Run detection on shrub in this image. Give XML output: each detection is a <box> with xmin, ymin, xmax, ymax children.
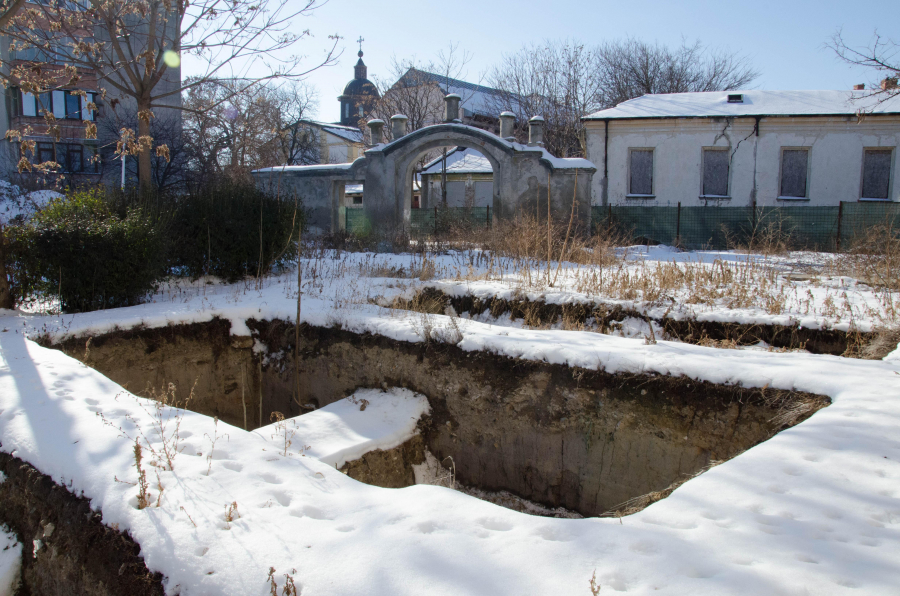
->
<box><xmin>12</xmin><ymin>189</ymin><xmax>167</xmax><ymax>312</ymax></box>
<box><xmin>167</xmin><ymin>181</ymin><xmax>303</xmax><ymax>281</ymax></box>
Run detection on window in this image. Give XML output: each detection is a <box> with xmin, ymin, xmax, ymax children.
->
<box><xmin>344</xmin><ymin>103</ymin><xmax>349</xmax><ymax>118</ymax></box>
<box><xmin>358</xmin><ymin>105</ymin><xmax>363</xmax><ymax>116</ymax></box>
<box><xmin>628</xmin><ymin>149</ymin><xmax>654</xmax><ymax>196</ymax></box>
<box><xmin>30</xmin><ymin>143</ymin><xmax>97</xmax><ymax>173</ymax></box>
<box><xmin>779</xmin><ymin>148</ymin><xmax>809</xmax><ymax>199</ymax></box>
<box><xmin>65</xmin><ymin>91</ymin><xmax>81</xmax><ymax>119</ymax></box>
<box><xmin>18</xmin><ymin>89</ymin><xmax>94</xmax><ymax>119</ymax></box>
<box><xmin>861</xmin><ymin>149</ymin><xmax>893</xmax><ymax>200</ymax></box>
<box><xmin>36</xmin><ymin>142</ymin><xmax>55</xmax><ymax>164</ymax></box>
<box><xmin>702</xmin><ymin>149</ymin><xmax>730</xmax><ymax>197</ymax></box>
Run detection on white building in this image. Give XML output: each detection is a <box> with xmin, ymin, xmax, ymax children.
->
<box><xmin>583</xmin><ymin>89</ymin><xmax>900</xmax><ymax>207</ymax></box>
<box><xmin>419</xmin><ymin>147</ymin><xmax>493</xmax><ymax>209</ymax></box>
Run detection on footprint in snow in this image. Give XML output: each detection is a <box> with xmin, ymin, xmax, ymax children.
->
<box><xmin>478</xmin><ymin>518</ymin><xmax>513</xmax><ymax>532</ymax></box>
<box><xmin>84</xmin><ymin>398</ymin><xmax>99</xmax><ymax>405</ymax></box>
<box><xmin>221</xmin><ymin>461</ymin><xmax>243</xmax><ymax>472</ymax></box>
<box><xmin>290</xmin><ymin>506</ymin><xmax>332</xmax><ymax>520</ymax></box>
<box><xmin>271</xmin><ymin>491</ymin><xmax>291</xmax><ymax>507</ymax></box>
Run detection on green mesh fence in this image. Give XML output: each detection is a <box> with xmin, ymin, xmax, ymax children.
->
<box><xmin>410</xmin><ymin>207</ymin><xmax>491</xmax><ymax>238</ymax></box>
<box><xmin>592</xmin><ymin>203</ymin><xmax>900</xmax><ymax>251</ymax></box>
<box><xmin>344</xmin><ymin>207</ymin><xmax>370</xmax><ymax>235</ymax></box>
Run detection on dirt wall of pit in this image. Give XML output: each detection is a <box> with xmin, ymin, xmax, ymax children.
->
<box><xmin>51</xmin><ymin>319</ymin><xmax>828</xmax><ymax>517</ymax></box>
<box><xmin>0</xmin><ymin>452</ymin><xmax>164</xmax><ymax>596</ymax></box>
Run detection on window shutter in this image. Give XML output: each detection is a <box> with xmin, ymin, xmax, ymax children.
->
<box><xmin>861</xmin><ymin>150</ymin><xmax>892</xmax><ymax>200</ymax></box>
<box><xmin>53</xmin><ymin>90</ymin><xmax>66</xmax><ymax>118</ymax></box>
<box><xmin>780</xmin><ymin>149</ymin><xmax>809</xmax><ymax>198</ymax></box>
<box><xmin>22</xmin><ymin>92</ymin><xmax>36</xmax><ymax>117</ymax></box>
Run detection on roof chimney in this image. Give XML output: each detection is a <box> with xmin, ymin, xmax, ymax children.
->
<box><xmin>882</xmin><ymin>77</ymin><xmax>898</xmax><ymax>91</ymax></box>
<box><xmin>853</xmin><ymin>84</ymin><xmax>865</xmax><ymax>91</ymax></box>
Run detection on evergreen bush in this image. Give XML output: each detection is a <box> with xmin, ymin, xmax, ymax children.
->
<box><xmin>168</xmin><ymin>181</ymin><xmax>303</xmax><ymax>281</ymax></box>
<box><xmin>13</xmin><ymin>189</ymin><xmax>167</xmax><ymax>313</ymax></box>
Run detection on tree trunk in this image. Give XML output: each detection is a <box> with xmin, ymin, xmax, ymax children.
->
<box><xmin>137</xmin><ymin>99</ymin><xmax>152</xmax><ymax>193</ymax></box>
<box><xmin>0</xmin><ymin>226</ymin><xmax>14</xmax><ymax>310</ymax></box>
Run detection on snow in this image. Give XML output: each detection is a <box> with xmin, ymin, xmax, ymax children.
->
<box><xmin>321</xmin><ymin>126</ymin><xmax>364</xmax><ymax>144</ymax></box>
<box><xmin>1</xmin><ymin>247</ymin><xmax>899</xmax><ymax>594</ymax></box>
<box><xmin>584</xmin><ymin>89</ymin><xmax>900</xmax><ymax>120</ymax></box>
<box><xmin>421</xmin><ymin>147</ymin><xmax>493</xmax><ymax>175</ymax></box>
<box><xmin>255</xmin><ymin>388</ymin><xmax>430</xmax><ymax>469</ymax></box>
<box><xmin>0</xmin><ymin>528</ymin><xmax>20</xmax><ymax>596</ymax></box>
<box><xmin>253</xmin><ymin>161</ymin><xmax>358</xmax><ymax>173</ymax></box>
<box><xmin>0</xmin><ymin>181</ymin><xmax>63</xmax><ymax>225</ymax></box>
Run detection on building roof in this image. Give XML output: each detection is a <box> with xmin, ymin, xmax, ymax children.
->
<box><xmin>299</xmin><ymin>120</ymin><xmax>364</xmax><ymax>143</ymax></box>
<box><xmin>398</xmin><ymin>69</ymin><xmax>509</xmax><ymax>119</ymax></box>
<box><xmin>583</xmin><ymin>90</ymin><xmax>900</xmax><ymax>120</ymax></box>
<box><xmin>421</xmin><ymin>147</ymin><xmax>493</xmax><ymax>175</ymax></box>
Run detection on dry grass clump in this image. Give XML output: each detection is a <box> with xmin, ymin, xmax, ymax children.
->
<box><xmin>841</xmin><ymin>223</ymin><xmax>900</xmax><ymax>292</ymax></box>
<box><xmin>860</xmin><ymin>326</ymin><xmax>900</xmax><ymax>360</ymax></box>
<box><xmin>724</xmin><ymin>219</ymin><xmax>794</xmax><ymax>257</ymax></box>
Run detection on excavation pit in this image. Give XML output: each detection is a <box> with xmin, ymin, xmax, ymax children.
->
<box><xmin>49</xmin><ymin>318</ymin><xmax>830</xmax><ymax>517</ymax></box>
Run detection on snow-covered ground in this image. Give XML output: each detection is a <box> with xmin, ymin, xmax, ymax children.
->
<box><xmin>0</xmin><ymin>248</ymin><xmax>899</xmax><ymax>594</ymax></box>
<box><xmin>0</xmin><ymin>527</ymin><xmax>20</xmax><ymax>596</ymax></box>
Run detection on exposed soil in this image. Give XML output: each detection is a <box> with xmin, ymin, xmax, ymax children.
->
<box><xmin>394</xmin><ymin>287</ymin><xmax>868</xmax><ymax>356</ymax></box>
<box><xmin>0</xmin><ymin>451</ymin><xmax>165</xmax><ymax>596</ymax></box>
<box><xmin>339</xmin><ymin>435</ymin><xmax>426</xmax><ymax>488</ymax></box>
<box><xmin>49</xmin><ymin>317</ymin><xmax>830</xmax><ymax>517</ymax></box>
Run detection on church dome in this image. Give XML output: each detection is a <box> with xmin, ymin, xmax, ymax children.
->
<box><xmin>342</xmin><ymin>75</ymin><xmax>377</xmax><ymax>97</ymax></box>
<box><xmin>338</xmin><ymin>49</ymin><xmax>380</xmax><ymax>126</ymax></box>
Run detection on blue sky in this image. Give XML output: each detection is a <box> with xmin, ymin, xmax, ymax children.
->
<box><xmin>185</xmin><ymin>0</ymin><xmax>896</xmax><ymax>123</ymax></box>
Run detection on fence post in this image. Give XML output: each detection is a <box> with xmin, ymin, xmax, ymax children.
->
<box><xmin>836</xmin><ymin>201</ymin><xmax>844</xmax><ymax>252</ymax></box>
<box><xmin>607</xmin><ymin>204</ymin><xmax>612</xmax><ymax>234</ymax></box>
<box><xmin>486</xmin><ymin>206</ymin><xmax>491</xmax><ymax>229</ymax></box>
<box><xmin>676</xmin><ymin>202</ymin><xmax>681</xmax><ymax>246</ymax></box>
<box><xmin>434</xmin><ymin>206</ymin><xmax>438</xmax><ymax>237</ymax></box>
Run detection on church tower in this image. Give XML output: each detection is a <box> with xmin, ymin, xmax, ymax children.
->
<box><xmin>338</xmin><ymin>38</ymin><xmax>380</xmax><ymax>127</ymax></box>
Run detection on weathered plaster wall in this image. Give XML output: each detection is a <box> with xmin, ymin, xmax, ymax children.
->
<box><xmin>585</xmin><ymin>116</ymin><xmax>900</xmax><ymax>207</ymax></box>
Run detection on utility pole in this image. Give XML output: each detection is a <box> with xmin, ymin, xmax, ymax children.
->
<box><xmin>441</xmin><ymin>148</ymin><xmax>448</xmax><ymax>206</ymax></box>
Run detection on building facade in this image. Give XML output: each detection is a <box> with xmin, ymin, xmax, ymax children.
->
<box><xmin>1</xmin><ymin>1</ymin><xmax>183</xmax><ymax>188</ymax></box>
<box><xmin>420</xmin><ymin>146</ymin><xmax>492</xmax><ymax>209</ymax></box>
<box><xmin>583</xmin><ymin>89</ymin><xmax>900</xmax><ymax>207</ymax></box>
<box><xmin>291</xmin><ymin>120</ymin><xmax>365</xmax><ymax>165</ymax></box>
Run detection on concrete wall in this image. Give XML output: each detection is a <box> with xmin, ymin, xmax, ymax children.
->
<box><xmin>585</xmin><ymin>116</ymin><xmax>900</xmax><ymax>207</ymax></box>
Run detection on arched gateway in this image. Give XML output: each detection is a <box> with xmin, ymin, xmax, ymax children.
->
<box><xmin>253</xmin><ymin>96</ymin><xmax>596</xmax><ymax>235</ymax></box>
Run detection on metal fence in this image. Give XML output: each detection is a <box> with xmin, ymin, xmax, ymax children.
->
<box><xmin>343</xmin><ymin>206</ymin><xmax>492</xmax><ymax>238</ymax></box>
<box><xmin>592</xmin><ymin>202</ymin><xmax>900</xmax><ymax>251</ymax></box>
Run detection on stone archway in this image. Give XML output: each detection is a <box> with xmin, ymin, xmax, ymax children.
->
<box><xmin>397</xmin><ymin>129</ymin><xmax>504</xmax><ymax>222</ymax></box>
<box><xmin>253</xmin><ymin>101</ymin><xmax>597</xmax><ymax>236</ymax></box>
<box><xmin>362</xmin><ymin>122</ymin><xmax>596</xmax><ymax>234</ymax></box>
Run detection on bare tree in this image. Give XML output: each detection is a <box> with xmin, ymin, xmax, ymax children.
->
<box><xmin>828</xmin><ymin>30</ymin><xmax>900</xmax><ymax>103</ymax></box>
<box><xmin>0</xmin><ymin>0</ymin><xmax>26</xmax><ymax>30</ymax></box>
<box><xmin>3</xmin><ymin>0</ymin><xmax>338</xmax><ymax>190</ymax></box>
<box><xmin>183</xmin><ymin>79</ymin><xmax>319</xmax><ymax>183</ymax></box>
<box><xmin>594</xmin><ymin>38</ymin><xmax>759</xmax><ymax>108</ymax></box>
<box><xmin>487</xmin><ymin>39</ymin><xmax>603</xmax><ymax>157</ymax></box>
<box><xmin>98</xmin><ymin>106</ymin><xmax>190</xmax><ymax>192</ymax></box>
<box><xmin>487</xmin><ymin>38</ymin><xmax>759</xmax><ymax>158</ymax></box>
